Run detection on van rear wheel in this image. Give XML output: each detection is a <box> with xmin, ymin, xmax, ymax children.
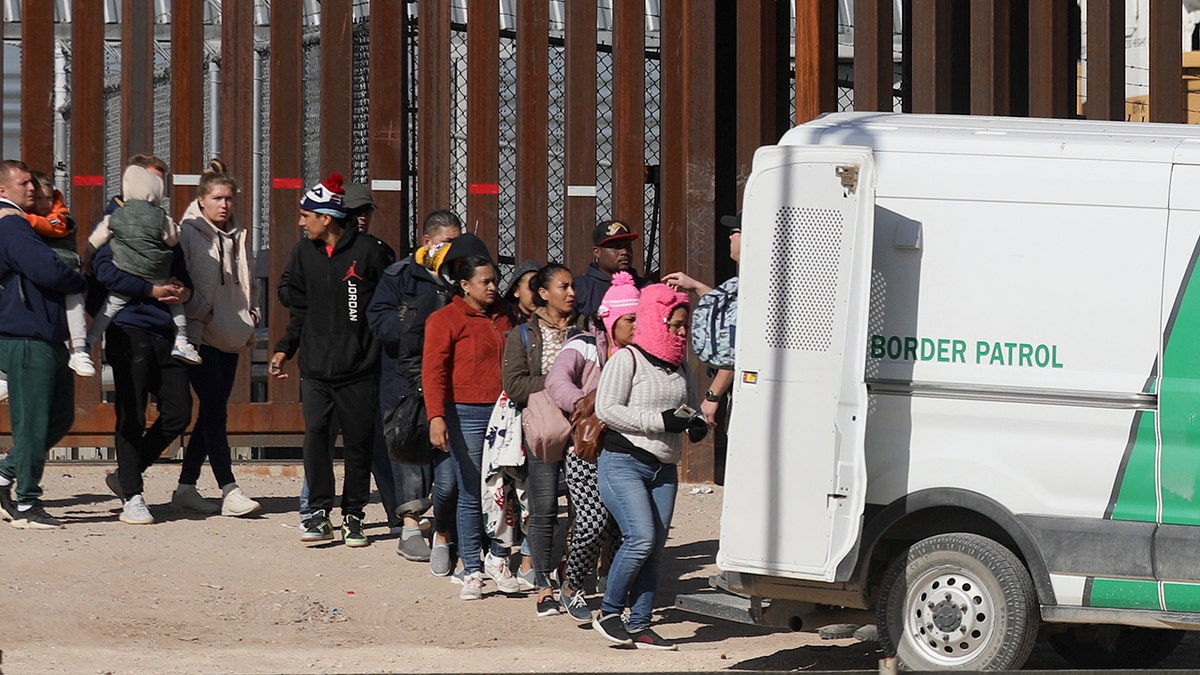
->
<box><xmin>1048</xmin><ymin>625</ymin><xmax>1184</xmax><ymax>669</ymax></box>
<box><xmin>876</xmin><ymin>533</ymin><xmax>1038</xmax><ymax>671</ymax></box>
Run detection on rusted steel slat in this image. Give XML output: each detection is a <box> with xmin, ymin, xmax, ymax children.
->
<box><xmin>1086</xmin><ymin>0</ymin><xmax>1125</xmax><ymax>122</ymax></box>
<box><xmin>970</xmin><ymin>0</ymin><xmax>1010</xmax><ymax>115</ymax></box>
<box><xmin>20</xmin><ymin>0</ymin><xmax>54</xmax><ymax>163</ymax></box>
<box><xmin>220</xmin><ymin>0</ymin><xmax>256</xmax><ymax>405</ymax></box>
<box><xmin>659</xmin><ymin>0</ymin><xmax>683</xmax><ymax>282</ymax></box>
<box><xmin>1150</xmin><ymin>0</ymin><xmax>1183</xmax><ymax>123</ymax></box>
<box><xmin>121</xmin><ymin>0</ymin><xmax>154</xmax><ymax>158</ymax></box>
<box><xmin>269</xmin><ymin>1</ymin><xmax>304</xmax><ymax>404</ymax></box>
<box><xmin>678</xmin><ymin>1</ymin><xmax>717</xmax><ymax>485</ymax></box>
<box><xmin>515</xmin><ymin>0</ymin><xmax>549</xmax><ymax>262</ymax></box>
<box><xmin>71</xmin><ymin>0</ymin><xmax>107</xmax><ymax>410</ymax></box>
<box><xmin>467</xmin><ymin>0</ymin><xmax>500</xmax><ymax>255</ymax></box>
<box><xmin>854</xmin><ymin>0</ymin><xmax>892</xmax><ymax>112</ymax></box>
<box><xmin>321</xmin><ymin>0</ymin><xmax>354</xmax><ymax>173</ymax></box>
<box><xmin>0</xmin><ymin>404</ymin><xmax>307</xmax><ymax>441</ymax></box>
<box><xmin>736</xmin><ymin>1</ymin><xmax>769</xmax><ymax>207</ymax></box>
<box><xmin>171</xmin><ymin>0</ymin><xmax>205</xmax><ymax>221</ymax></box>
<box><xmin>794</xmin><ymin>0</ymin><xmax>837</xmax><ymax>123</ymax></box>
<box><xmin>1028</xmin><ymin>0</ymin><xmax>1072</xmax><ymax>119</ymax></box>
<box><xmin>564</xmin><ymin>0</ymin><xmax>598</xmax><ymax>275</ymax></box>
<box><xmin>910</xmin><ymin>0</ymin><xmax>952</xmax><ymax>113</ymax></box>
<box><xmin>418</xmin><ymin>0</ymin><xmax>452</xmax><ymax>214</ymax></box>
<box><xmin>613</xmin><ymin>0</ymin><xmax>645</xmax><ymax>270</ymax></box>
<box><xmin>369</xmin><ymin>0</ymin><xmax>407</xmax><ymax>256</ymax></box>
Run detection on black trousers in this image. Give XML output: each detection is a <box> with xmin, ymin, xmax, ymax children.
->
<box><xmin>301</xmin><ymin>376</ymin><xmax>378</xmax><ymax>519</ymax></box>
<box><xmin>106</xmin><ymin>324</ymin><xmax>193</xmax><ymax>498</ymax></box>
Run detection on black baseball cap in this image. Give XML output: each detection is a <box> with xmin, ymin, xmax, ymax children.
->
<box><xmin>720</xmin><ymin>212</ymin><xmax>742</xmax><ymax>230</ymax></box>
<box><xmin>593</xmin><ymin>219</ymin><xmax>639</xmax><ymax>247</ymax></box>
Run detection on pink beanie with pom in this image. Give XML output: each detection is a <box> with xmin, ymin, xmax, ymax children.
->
<box><xmin>633</xmin><ymin>283</ymin><xmax>691</xmax><ymax>366</ymax></box>
<box><xmin>598</xmin><ymin>271</ymin><xmax>641</xmax><ymax>339</ymax></box>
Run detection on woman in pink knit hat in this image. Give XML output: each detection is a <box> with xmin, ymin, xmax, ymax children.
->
<box><xmin>590</xmin><ymin>283</ymin><xmax>709</xmax><ymax>650</ymax></box>
<box><xmin>544</xmin><ymin>270</ymin><xmax>640</xmax><ymax>623</ymax></box>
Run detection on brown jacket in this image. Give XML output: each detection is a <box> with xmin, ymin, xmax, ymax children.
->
<box><xmin>501</xmin><ymin>309</ymin><xmax>591</xmax><ymax>406</ymax></box>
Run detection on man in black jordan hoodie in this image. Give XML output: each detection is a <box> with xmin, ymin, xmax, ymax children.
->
<box><xmin>269</xmin><ymin>173</ymin><xmax>393</xmax><ymax>548</ymax></box>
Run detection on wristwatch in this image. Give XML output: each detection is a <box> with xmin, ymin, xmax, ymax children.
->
<box><xmin>704</xmin><ymin>389</ymin><xmax>720</xmax><ymax>402</ymax></box>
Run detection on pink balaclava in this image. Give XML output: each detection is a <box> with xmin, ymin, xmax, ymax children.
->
<box><xmin>633</xmin><ymin>283</ymin><xmax>691</xmax><ymax>366</ymax></box>
<box><xmin>597</xmin><ymin>271</ymin><xmax>641</xmax><ymax>346</ymax></box>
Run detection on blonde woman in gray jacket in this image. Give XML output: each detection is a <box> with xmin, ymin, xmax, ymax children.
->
<box><xmin>170</xmin><ymin>160</ymin><xmax>261</xmax><ymax>517</ymax></box>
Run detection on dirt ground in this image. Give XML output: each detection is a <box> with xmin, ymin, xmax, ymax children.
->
<box><xmin>2</xmin><ymin>462</ymin><xmax>1198</xmax><ymax>674</ymax></box>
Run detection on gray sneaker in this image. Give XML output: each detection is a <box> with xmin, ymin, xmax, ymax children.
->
<box><xmin>397</xmin><ymin>532</ymin><xmax>432</xmax><ymax>562</ymax></box>
<box><xmin>120</xmin><ymin>494</ymin><xmax>155</xmax><ymax>525</ymax></box>
<box><xmin>430</xmin><ymin>542</ymin><xmax>453</xmax><ymax>576</ymax></box>
<box><xmin>560</xmin><ymin>585</ymin><xmax>593</xmax><ymax>623</ymax></box>
<box><xmin>516</xmin><ymin>567</ymin><xmax>536</xmax><ymax>592</ymax></box>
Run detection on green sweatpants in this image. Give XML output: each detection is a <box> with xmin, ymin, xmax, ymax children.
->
<box><xmin>0</xmin><ymin>338</ymin><xmax>74</xmax><ymax>504</ymax></box>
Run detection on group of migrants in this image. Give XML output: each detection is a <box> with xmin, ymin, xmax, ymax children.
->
<box><xmin>0</xmin><ymin>156</ymin><xmax>742</xmax><ymax>651</ymax></box>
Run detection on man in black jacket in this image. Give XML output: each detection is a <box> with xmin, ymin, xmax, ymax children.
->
<box><xmin>572</xmin><ymin>219</ymin><xmax>649</xmax><ymax>318</ymax></box>
<box><xmin>0</xmin><ymin>160</ymin><xmax>88</xmax><ymax>529</ymax></box>
<box><xmin>269</xmin><ymin>173</ymin><xmax>392</xmax><ymax>548</ymax></box>
<box><xmin>366</xmin><ymin>209</ymin><xmax>462</xmax><ymax>569</ymax></box>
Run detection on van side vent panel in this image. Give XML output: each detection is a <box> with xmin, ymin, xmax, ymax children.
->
<box><xmin>766</xmin><ymin>206</ymin><xmax>844</xmax><ymax>351</ymax></box>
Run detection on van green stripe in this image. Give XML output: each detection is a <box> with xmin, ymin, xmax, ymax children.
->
<box><xmin>1087</xmin><ymin>578</ymin><xmax>1160</xmax><ymax>610</ymax></box>
<box><xmin>1164</xmin><ymin>582</ymin><xmax>1200</xmax><ymax>612</ymax></box>
<box><xmin>1109</xmin><ymin>411</ymin><xmax>1158</xmax><ymax>522</ymax></box>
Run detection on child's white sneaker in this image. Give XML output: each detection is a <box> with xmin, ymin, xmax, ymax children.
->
<box><xmin>171</xmin><ymin>341</ymin><xmax>203</xmax><ymax>365</ymax></box>
<box><xmin>68</xmin><ymin>350</ymin><xmax>97</xmax><ymax>377</ymax></box>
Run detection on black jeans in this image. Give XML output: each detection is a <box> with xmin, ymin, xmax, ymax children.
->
<box><xmin>525</xmin><ymin>451</ymin><xmax>562</xmax><ymax>589</ymax></box>
<box><xmin>179</xmin><ymin>344</ymin><xmax>239</xmax><ymax>488</ymax></box>
<box><xmin>106</xmin><ymin>324</ymin><xmax>193</xmax><ymax>498</ymax></box>
<box><xmin>301</xmin><ymin>376</ymin><xmax>378</xmax><ymax>519</ymax></box>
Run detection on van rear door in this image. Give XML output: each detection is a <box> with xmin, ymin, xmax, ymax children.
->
<box><xmin>718</xmin><ymin>146</ymin><xmax>875</xmax><ymax>582</ymax></box>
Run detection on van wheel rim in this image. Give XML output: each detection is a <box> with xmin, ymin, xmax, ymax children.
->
<box><xmin>904</xmin><ymin>567</ymin><xmax>995</xmax><ymax>666</ymax></box>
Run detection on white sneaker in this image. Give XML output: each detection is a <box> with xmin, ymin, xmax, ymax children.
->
<box><xmin>484</xmin><ymin>552</ymin><xmax>522</xmax><ymax>595</ymax></box>
<box><xmin>221</xmin><ymin>484</ymin><xmax>261</xmax><ymax>517</ymax></box>
<box><xmin>68</xmin><ymin>350</ymin><xmax>96</xmax><ymax>377</ymax></box>
<box><xmin>171</xmin><ymin>484</ymin><xmax>219</xmax><ymax>514</ymax></box>
<box><xmin>459</xmin><ymin>572</ymin><xmax>484</xmax><ymax>600</ymax></box>
<box><xmin>0</xmin><ymin>375</ymin><xmax>8</xmax><ymax>403</ymax></box>
<box><xmin>119</xmin><ymin>494</ymin><xmax>155</xmax><ymax>525</ymax></box>
<box><xmin>171</xmin><ymin>341</ymin><xmax>203</xmax><ymax>365</ymax></box>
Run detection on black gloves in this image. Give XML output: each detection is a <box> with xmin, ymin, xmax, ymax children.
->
<box><xmin>662</xmin><ymin>409</ymin><xmax>690</xmax><ymax>433</ymax></box>
<box><xmin>662</xmin><ymin>409</ymin><xmax>709</xmax><ymax>442</ymax></box>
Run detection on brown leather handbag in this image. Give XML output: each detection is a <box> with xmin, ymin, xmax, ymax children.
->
<box><xmin>571</xmin><ymin>389</ymin><xmax>606</xmax><ymax>463</ymax></box>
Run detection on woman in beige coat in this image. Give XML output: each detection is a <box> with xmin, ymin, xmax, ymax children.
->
<box><xmin>170</xmin><ymin>160</ymin><xmax>262</xmax><ymax>516</ymax></box>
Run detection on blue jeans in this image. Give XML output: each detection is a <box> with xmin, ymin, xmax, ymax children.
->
<box><xmin>447</xmin><ymin>403</ymin><xmax>506</xmax><ymax>574</ymax></box>
<box><xmin>598</xmin><ymin>450</ymin><xmax>678</xmax><ymax>631</ymax></box>
<box><xmin>432</xmin><ymin>449</ymin><xmax>457</xmax><ymax>541</ymax></box>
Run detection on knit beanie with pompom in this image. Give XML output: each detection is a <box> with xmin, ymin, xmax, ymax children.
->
<box><xmin>632</xmin><ymin>283</ymin><xmax>690</xmax><ymax>366</ymax></box>
<box><xmin>597</xmin><ymin>271</ymin><xmax>641</xmax><ymax>342</ymax></box>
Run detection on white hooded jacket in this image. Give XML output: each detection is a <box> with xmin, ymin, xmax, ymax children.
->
<box><xmin>180</xmin><ymin>199</ymin><xmax>260</xmax><ymax>352</ymax></box>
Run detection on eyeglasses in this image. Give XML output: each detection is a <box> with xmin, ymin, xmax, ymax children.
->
<box><xmin>666</xmin><ymin>320</ymin><xmax>688</xmax><ymax>334</ymax></box>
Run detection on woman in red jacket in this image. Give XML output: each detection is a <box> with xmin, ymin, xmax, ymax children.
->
<box><xmin>423</xmin><ymin>254</ymin><xmax>520</xmax><ymax>600</ymax></box>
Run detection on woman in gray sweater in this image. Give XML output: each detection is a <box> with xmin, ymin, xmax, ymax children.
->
<box><xmin>592</xmin><ymin>283</ymin><xmax>708</xmax><ymax>650</ymax></box>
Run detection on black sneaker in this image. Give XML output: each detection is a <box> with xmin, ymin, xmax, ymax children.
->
<box><xmin>630</xmin><ymin>627</ymin><xmax>677</xmax><ymax>651</ymax></box>
<box><xmin>342</xmin><ymin>513</ymin><xmax>368</xmax><ymax>548</ymax></box>
<box><xmin>0</xmin><ymin>482</ymin><xmax>15</xmax><ymax>522</ymax></box>
<box><xmin>300</xmin><ymin>510</ymin><xmax>334</xmax><ymax>542</ymax></box>
<box><xmin>10</xmin><ymin>501</ymin><xmax>64</xmax><ymax>530</ymax></box>
<box><xmin>536</xmin><ymin>594</ymin><xmax>561</xmax><ymax>618</ymax></box>
<box><xmin>592</xmin><ymin>612</ymin><xmax>633</xmax><ymax>645</ymax></box>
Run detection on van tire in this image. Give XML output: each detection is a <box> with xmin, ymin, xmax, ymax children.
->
<box><xmin>876</xmin><ymin>533</ymin><xmax>1038</xmax><ymax>671</ymax></box>
<box><xmin>1048</xmin><ymin>625</ymin><xmax>1184</xmax><ymax>669</ymax></box>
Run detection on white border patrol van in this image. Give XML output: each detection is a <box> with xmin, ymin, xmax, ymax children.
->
<box><xmin>682</xmin><ymin>112</ymin><xmax>1200</xmax><ymax>670</ymax></box>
